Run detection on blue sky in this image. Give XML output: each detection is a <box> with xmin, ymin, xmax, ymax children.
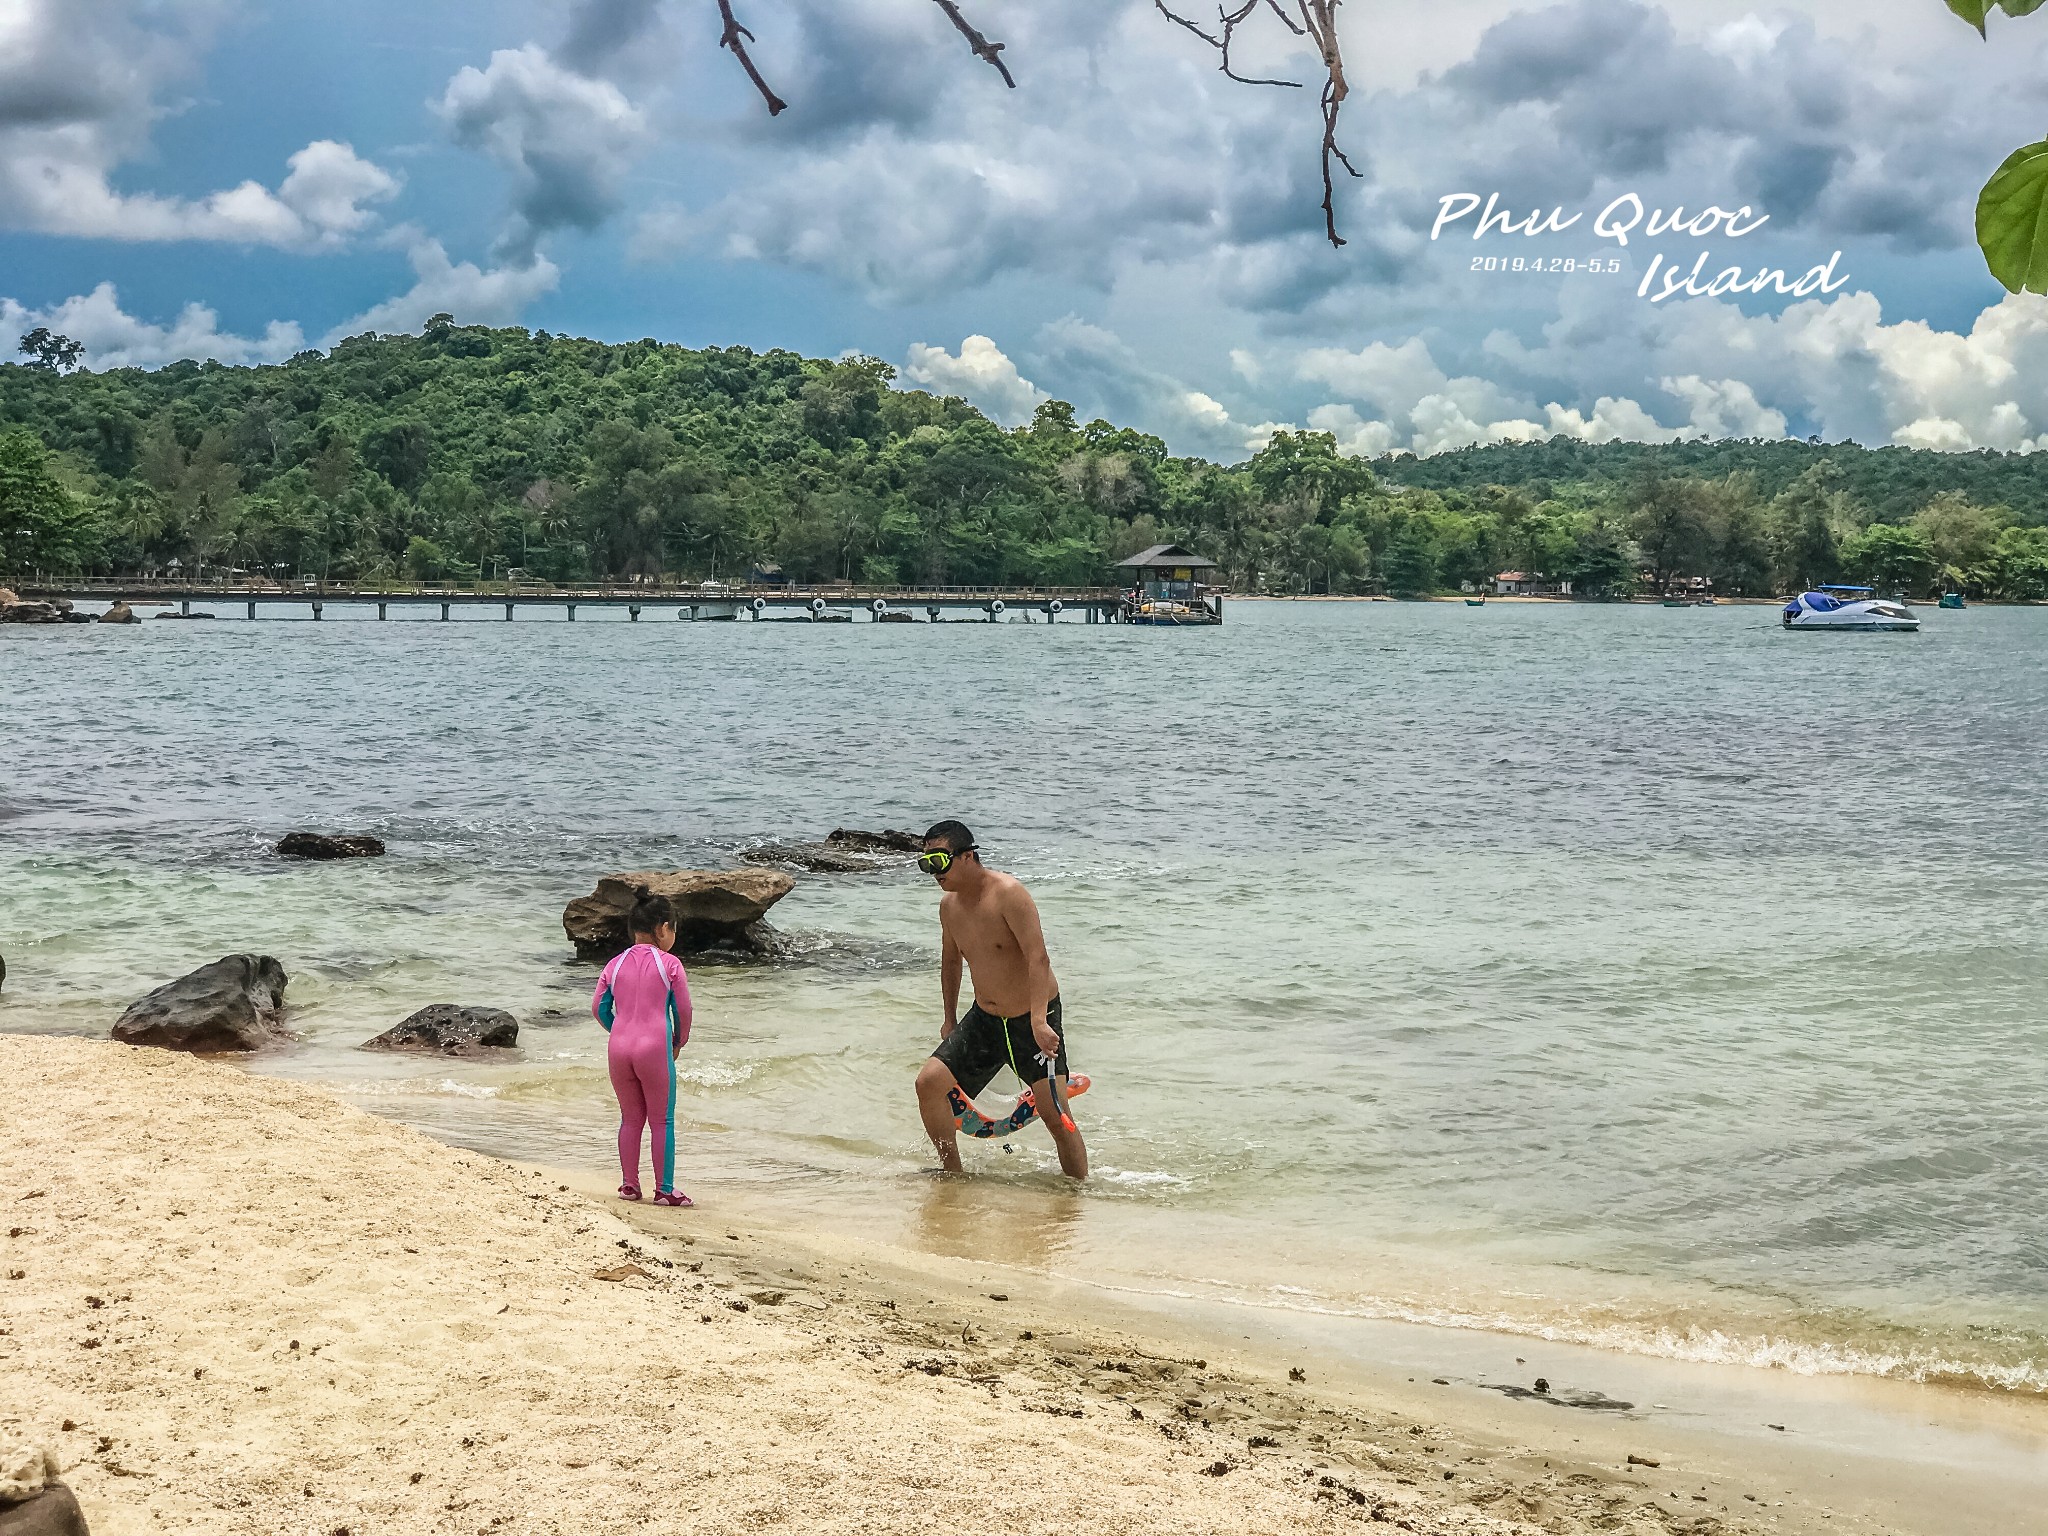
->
<box><xmin>4</xmin><ymin>0</ymin><xmax>2048</xmax><ymax>459</ymax></box>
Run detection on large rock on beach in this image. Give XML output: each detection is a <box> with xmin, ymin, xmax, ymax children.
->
<box><xmin>362</xmin><ymin>1004</ymin><xmax>518</xmax><ymax>1056</ymax></box>
<box><xmin>276</xmin><ymin>831</ymin><xmax>385</xmax><ymax>860</ymax></box>
<box><xmin>563</xmin><ymin>869</ymin><xmax>795</xmax><ymax>961</ymax></box>
<box><xmin>0</xmin><ymin>1483</ymin><xmax>90</xmax><ymax>1536</ymax></box>
<box><xmin>99</xmin><ymin>600</ymin><xmax>140</xmax><ymax>625</ymax></box>
<box><xmin>0</xmin><ymin>1443</ymin><xmax>89</xmax><ymax>1536</ymax></box>
<box><xmin>741</xmin><ymin>827</ymin><xmax>923</xmax><ymax>873</ymax></box>
<box><xmin>111</xmin><ymin>954</ymin><xmax>289</xmax><ymax>1053</ymax></box>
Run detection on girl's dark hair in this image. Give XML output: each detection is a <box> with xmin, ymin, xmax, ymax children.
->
<box><xmin>628</xmin><ymin>892</ymin><xmax>674</xmax><ymax>937</ymax></box>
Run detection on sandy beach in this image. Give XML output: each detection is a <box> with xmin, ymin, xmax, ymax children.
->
<box><xmin>8</xmin><ymin>1035</ymin><xmax>2044</xmax><ymax>1536</ymax></box>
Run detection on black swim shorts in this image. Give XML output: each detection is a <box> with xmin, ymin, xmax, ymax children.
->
<box><xmin>931</xmin><ymin>996</ymin><xmax>1068</xmax><ymax>1099</ymax></box>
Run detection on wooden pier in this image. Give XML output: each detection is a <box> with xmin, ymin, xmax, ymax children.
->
<box><xmin>22</xmin><ymin>580</ymin><xmax>1222</xmax><ymax>625</ymax></box>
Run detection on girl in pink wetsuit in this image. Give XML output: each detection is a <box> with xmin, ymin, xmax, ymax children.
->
<box><xmin>593</xmin><ymin>893</ymin><xmax>694</xmax><ymax>1207</ymax></box>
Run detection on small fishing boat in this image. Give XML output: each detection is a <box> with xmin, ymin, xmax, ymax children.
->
<box><xmin>1939</xmin><ymin>592</ymin><xmax>1966</xmax><ymax>610</ymax></box>
<box><xmin>1465</xmin><ymin>596</ymin><xmax>1486</xmax><ymax>607</ymax></box>
<box><xmin>1781</xmin><ymin>585</ymin><xmax>1920</xmax><ymax>632</ymax></box>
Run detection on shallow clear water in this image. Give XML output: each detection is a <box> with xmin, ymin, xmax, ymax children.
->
<box><xmin>4</xmin><ymin>599</ymin><xmax>2046</xmax><ymax>1392</ymax></box>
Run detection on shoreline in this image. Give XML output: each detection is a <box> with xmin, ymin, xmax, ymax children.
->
<box><xmin>7</xmin><ymin>1035</ymin><xmax>2045</xmax><ymax>1535</ymax></box>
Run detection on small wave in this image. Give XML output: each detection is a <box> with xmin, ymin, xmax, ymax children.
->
<box><xmin>1095</xmin><ymin>1167</ymin><xmax>1190</xmax><ymax>1188</ymax></box>
<box><xmin>336</xmin><ymin>1078</ymin><xmax>502</xmax><ymax>1100</ymax></box>
<box><xmin>679</xmin><ymin>1061</ymin><xmax>756</xmax><ymax>1088</ymax></box>
<box><xmin>1077</xmin><ymin>1279</ymin><xmax>2048</xmax><ymax>1398</ymax></box>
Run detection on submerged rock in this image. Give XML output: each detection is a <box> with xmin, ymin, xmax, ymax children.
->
<box><xmin>362</xmin><ymin>1004</ymin><xmax>517</xmax><ymax>1055</ymax></box>
<box><xmin>827</xmin><ymin>828</ymin><xmax>922</xmax><ymax>852</ymax></box>
<box><xmin>563</xmin><ymin>870</ymin><xmax>795</xmax><ymax>961</ymax></box>
<box><xmin>111</xmin><ymin>954</ymin><xmax>289</xmax><ymax>1053</ymax></box>
<box><xmin>276</xmin><ymin>832</ymin><xmax>385</xmax><ymax>860</ymax></box>
<box><xmin>741</xmin><ymin>827</ymin><xmax>922</xmax><ymax>873</ymax></box>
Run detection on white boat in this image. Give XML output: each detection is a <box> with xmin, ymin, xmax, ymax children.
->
<box><xmin>1781</xmin><ymin>585</ymin><xmax>1919</xmax><ymax>632</ymax></box>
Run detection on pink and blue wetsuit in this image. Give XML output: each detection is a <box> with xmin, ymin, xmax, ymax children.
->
<box><xmin>592</xmin><ymin>944</ymin><xmax>692</xmax><ymax>1195</ymax></box>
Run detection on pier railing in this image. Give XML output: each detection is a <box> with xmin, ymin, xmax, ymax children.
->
<box><xmin>33</xmin><ymin>577</ymin><xmax>1126</xmax><ymax>603</ymax></box>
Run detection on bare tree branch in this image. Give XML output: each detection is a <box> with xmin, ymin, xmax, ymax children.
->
<box><xmin>929</xmin><ymin>0</ymin><xmax>1017</xmax><ymax>88</ymax></box>
<box><xmin>712</xmin><ymin>1</ymin><xmax>1359</xmax><ymax>245</ymax></box>
<box><xmin>1153</xmin><ymin>0</ymin><xmax>1221</xmax><ymax>48</ymax></box>
<box><xmin>1291</xmin><ymin>1</ymin><xmax>1361</xmax><ymax>248</ymax></box>
<box><xmin>716</xmin><ymin>0</ymin><xmax>787</xmax><ymax>116</ymax></box>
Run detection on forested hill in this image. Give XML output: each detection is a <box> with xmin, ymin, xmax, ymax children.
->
<box><xmin>1384</xmin><ymin>436</ymin><xmax>2048</xmax><ymax>525</ymax></box>
<box><xmin>2</xmin><ymin>319</ymin><xmax>2046</xmax><ymax>599</ymax></box>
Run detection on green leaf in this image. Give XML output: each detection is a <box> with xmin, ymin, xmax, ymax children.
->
<box><xmin>1977</xmin><ymin>140</ymin><xmax>2048</xmax><ymax>292</ymax></box>
<box><xmin>1948</xmin><ymin>0</ymin><xmax>1990</xmax><ymax>33</ymax></box>
<box><xmin>2000</xmin><ymin>1</ymin><xmax>2048</xmax><ymax>17</ymax></box>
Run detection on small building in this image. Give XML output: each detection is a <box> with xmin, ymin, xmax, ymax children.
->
<box><xmin>1494</xmin><ymin>570</ymin><xmax>1573</xmax><ymax>598</ymax></box>
<box><xmin>748</xmin><ymin>562</ymin><xmax>789</xmax><ymax>587</ymax></box>
<box><xmin>1116</xmin><ymin>544</ymin><xmax>1219</xmax><ymax>603</ymax></box>
<box><xmin>1114</xmin><ymin>543</ymin><xmax>1223</xmax><ymax>626</ymax></box>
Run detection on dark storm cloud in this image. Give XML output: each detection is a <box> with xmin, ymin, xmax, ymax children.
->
<box><xmin>559</xmin><ymin>0</ymin><xmax>666</xmax><ymax>73</ymax></box>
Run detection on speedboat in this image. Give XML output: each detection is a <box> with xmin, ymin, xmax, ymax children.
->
<box><xmin>1781</xmin><ymin>586</ymin><xmax>1919</xmax><ymax>632</ymax></box>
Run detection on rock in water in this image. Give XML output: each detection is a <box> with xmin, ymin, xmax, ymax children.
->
<box><xmin>112</xmin><ymin>955</ymin><xmax>289</xmax><ymax>1052</ymax></box>
<box><xmin>99</xmin><ymin>600</ymin><xmax>140</xmax><ymax>625</ymax></box>
<box><xmin>0</xmin><ymin>588</ymin><xmax>16</xmax><ymax>607</ymax></box>
<box><xmin>828</xmin><ymin>828</ymin><xmax>923</xmax><ymax>853</ymax></box>
<box><xmin>563</xmin><ymin>870</ymin><xmax>795</xmax><ymax>961</ymax></box>
<box><xmin>362</xmin><ymin>1005</ymin><xmax>518</xmax><ymax>1055</ymax></box>
<box><xmin>276</xmin><ymin>831</ymin><xmax>386</xmax><ymax>859</ymax></box>
<box><xmin>741</xmin><ymin>827</ymin><xmax>923</xmax><ymax>873</ymax></box>
<box><xmin>0</xmin><ymin>602</ymin><xmax>69</xmax><ymax>625</ymax></box>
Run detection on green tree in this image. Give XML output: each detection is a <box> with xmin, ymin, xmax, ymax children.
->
<box><xmin>1844</xmin><ymin>523</ymin><xmax>1938</xmax><ymax>594</ymax></box>
<box><xmin>1380</xmin><ymin>525</ymin><xmax>1437</xmax><ymax>596</ymax></box>
<box><xmin>1988</xmin><ymin>526</ymin><xmax>2048</xmax><ymax>598</ymax></box>
<box><xmin>1568</xmin><ymin>525</ymin><xmax>1635</xmax><ymax>597</ymax></box>
<box><xmin>16</xmin><ymin>328</ymin><xmax>84</xmax><ymax>372</ymax></box>
<box><xmin>0</xmin><ymin>430</ymin><xmax>98</xmax><ymax>574</ymax></box>
<box><xmin>1627</xmin><ymin>473</ymin><xmax>1714</xmax><ymax>591</ymax></box>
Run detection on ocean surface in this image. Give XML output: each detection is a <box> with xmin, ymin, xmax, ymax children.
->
<box><xmin>5</xmin><ymin>598</ymin><xmax>2047</xmax><ymax>1396</ymax></box>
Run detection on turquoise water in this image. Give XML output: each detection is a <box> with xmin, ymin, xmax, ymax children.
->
<box><xmin>4</xmin><ymin>599</ymin><xmax>2047</xmax><ymax>1392</ymax></box>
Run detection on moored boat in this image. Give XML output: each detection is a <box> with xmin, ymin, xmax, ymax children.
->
<box><xmin>1782</xmin><ymin>585</ymin><xmax>1920</xmax><ymax>632</ymax></box>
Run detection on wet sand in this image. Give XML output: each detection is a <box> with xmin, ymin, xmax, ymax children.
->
<box><xmin>4</xmin><ymin>1034</ymin><xmax>2040</xmax><ymax>1535</ymax></box>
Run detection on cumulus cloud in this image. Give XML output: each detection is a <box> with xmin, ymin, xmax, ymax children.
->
<box><xmin>438</xmin><ymin>43</ymin><xmax>651</xmax><ymax>262</ymax></box>
<box><xmin>0</xmin><ymin>1</ymin><xmax>398</xmax><ymax>248</ymax></box>
<box><xmin>1279</xmin><ymin>288</ymin><xmax>2048</xmax><ymax>458</ymax></box>
<box><xmin>1031</xmin><ymin>317</ymin><xmax>1275</xmax><ymax>456</ymax></box>
<box><xmin>902</xmin><ymin>336</ymin><xmax>1049</xmax><ymax>425</ymax></box>
<box><xmin>331</xmin><ymin>236</ymin><xmax>562</xmax><ymax>340</ymax></box>
<box><xmin>0</xmin><ymin>285</ymin><xmax>304</xmax><ymax>370</ymax></box>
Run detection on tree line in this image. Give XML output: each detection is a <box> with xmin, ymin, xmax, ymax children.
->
<box><xmin>3</xmin><ymin>317</ymin><xmax>2045</xmax><ymax>598</ymax></box>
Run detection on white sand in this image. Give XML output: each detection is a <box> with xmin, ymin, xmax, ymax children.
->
<box><xmin>1</xmin><ymin>1034</ymin><xmax>1995</xmax><ymax>1535</ymax></box>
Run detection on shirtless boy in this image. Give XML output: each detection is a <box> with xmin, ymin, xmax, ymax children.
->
<box><xmin>912</xmin><ymin>820</ymin><xmax>1088</xmax><ymax>1180</ymax></box>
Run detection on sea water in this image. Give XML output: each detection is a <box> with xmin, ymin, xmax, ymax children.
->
<box><xmin>4</xmin><ymin>600</ymin><xmax>2047</xmax><ymax>1395</ymax></box>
